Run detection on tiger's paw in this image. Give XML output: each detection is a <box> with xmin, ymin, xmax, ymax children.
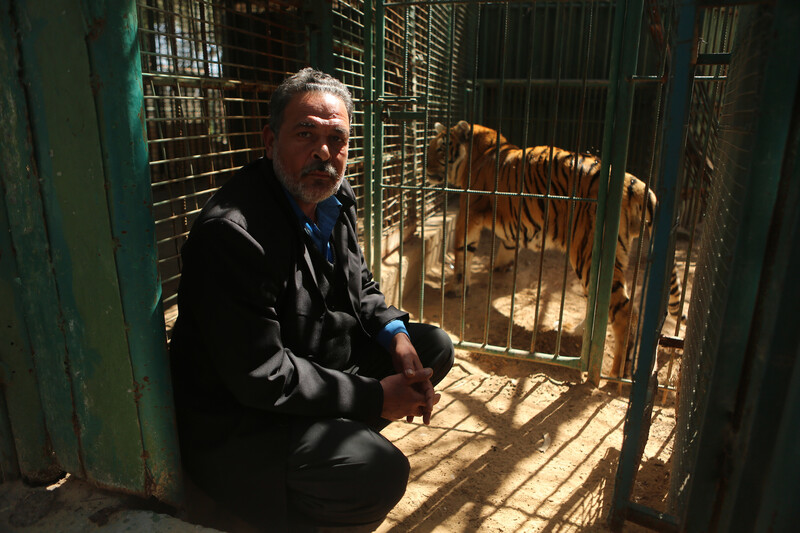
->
<box><xmin>444</xmin><ymin>285</ymin><xmax>469</xmax><ymax>298</ymax></box>
<box><xmin>554</xmin><ymin>318</ymin><xmax>586</xmax><ymax>336</ymax></box>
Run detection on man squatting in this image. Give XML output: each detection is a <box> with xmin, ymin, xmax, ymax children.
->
<box><xmin>168</xmin><ymin>68</ymin><xmax>455</xmax><ymax>531</ymax></box>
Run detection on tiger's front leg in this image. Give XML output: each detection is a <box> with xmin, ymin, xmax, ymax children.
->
<box><xmin>608</xmin><ymin>270</ymin><xmax>635</xmax><ymax>379</ymax></box>
<box><xmin>445</xmin><ymin>201</ymin><xmax>486</xmax><ymax>297</ymax></box>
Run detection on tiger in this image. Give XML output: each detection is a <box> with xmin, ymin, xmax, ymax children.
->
<box><xmin>426</xmin><ymin>120</ymin><xmax>683</xmax><ymax>378</ymax></box>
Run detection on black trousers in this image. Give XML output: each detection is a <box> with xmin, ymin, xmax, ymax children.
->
<box><xmin>286</xmin><ymin>322</ymin><xmax>454</xmax><ymax>532</ymax></box>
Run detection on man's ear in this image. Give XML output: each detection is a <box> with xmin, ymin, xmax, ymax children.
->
<box><xmin>262</xmin><ymin>125</ymin><xmax>275</xmax><ymax>159</ymax></box>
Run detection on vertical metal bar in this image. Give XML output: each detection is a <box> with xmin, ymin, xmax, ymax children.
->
<box><xmin>584</xmin><ymin>0</ymin><xmax>645</xmax><ymax>383</ymax></box>
<box><xmin>507</xmin><ymin>5</ymin><xmax>539</xmax><ymax>350</ymax></box>
<box><xmin>482</xmin><ymin>5</ymin><xmax>510</xmax><ymax>346</ymax></box>
<box><xmin>418</xmin><ymin>6</ymin><xmax>432</xmax><ymax>323</ymax></box>
<box><xmin>398</xmin><ymin>5</ymin><xmax>411</xmax><ymax>312</ymax></box>
<box><xmin>363</xmin><ymin>0</ymin><xmax>375</xmax><ymax>272</ymax></box>
<box><xmin>530</xmin><ymin>4</ymin><xmax>553</xmax><ymax>353</ymax></box>
<box><xmin>83</xmin><ymin>0</ymin><xmax>182</xmax><ymax>504</ymax></box>
<box><xmin>372</xmin><ymin>0</ymin><xmax>385</xmax><ymax>280</ymax></box>
<box><xmin>456</xmin><ymin>5</ymin><xmax>482</xmax><ymax>340</ymax></box>
<box><xmin>0</xmin><ymin>0</ymin><xmax>62</xmax><ymax>482</ymax></box>
<box><xmin>610</xmin><ymin>0</ymin><xmax>696</xmax><ymax>528</ymax></box>
<box><xmin>9</xmin><ymin>0</ymin><xmax>147</xmax><ymax>491</ymax></box>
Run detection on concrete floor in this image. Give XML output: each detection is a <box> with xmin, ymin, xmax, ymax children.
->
<box><xmin>0</xmin><ymin>474</ymin><xmax>220</xmax><ymax>533</ymax></box>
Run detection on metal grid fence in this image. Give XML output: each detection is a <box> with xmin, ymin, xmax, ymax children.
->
<box><xmin>670</xmin><ymin>4</ymin><xmax>764</xmax><ymax>516</ymax></box>
<box><xmin>137</xmin><ymin>0</ymin><xmax>307</xmax><ymax>327</ymax></box>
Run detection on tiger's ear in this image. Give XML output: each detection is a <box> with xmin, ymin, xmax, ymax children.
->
<box><xmin>455</xmin><ymin>120</ymin><xmax>471</xmax><ymax>142</ymax></box>
<box><xmin>434</xmin><ymin>122</ymin><xmax>447</xmax><ymax>135</ymax></box>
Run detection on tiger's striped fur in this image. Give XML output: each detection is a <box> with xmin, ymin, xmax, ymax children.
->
<box><xmin>427</xmin><ymin>120</ymin><xmax>683</xmax><ymax>378</ymax></box>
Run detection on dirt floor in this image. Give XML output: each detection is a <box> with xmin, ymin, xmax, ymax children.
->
<box><xmin>373</xmin><ymin>233</ymin><xmax>691</xmax><ymax>532</ymax></box>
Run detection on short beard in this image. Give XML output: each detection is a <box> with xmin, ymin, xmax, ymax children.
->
<box><xmin>272</xmin><ymin>145</ymin><xmax>345</xmax><ymax>205</ymax></box>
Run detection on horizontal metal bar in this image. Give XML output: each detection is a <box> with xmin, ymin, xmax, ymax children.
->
<box><xmin>152</xmin><ymin>187</ymin><xmax>218</xmax><ymax>208</ymax></box>
<box><xmin>378</xmin><ymin>95</ymin><xmax>426</xmax><ymax>104</ymax></box>
<box><xmin>148</xmin><ymin>146</ymin><xmax>261</xmax><ymax>166</ymax></box>
<box><xmin>696</xmin><ymin>52</ymin><xmax>731</xmax><ymax>65</ymax></box>
<box><xmin>384</xmin><ymin>0</ymin><xmax>613</xmax><ymax>7</ymax></box>
<box><xmin>601</xmin><ymin>374</ymin><xmax>678</xmax><ymax>393</ymax></box>
<box><xmin>387</xmin><ymin>184</ymin><xmax>599</xmax><ymax>202</ymax></box>
<box><xmin>697</xmin><ymin>0</ymin><xmax>758</xmax><ymax>6</ymax></box>
<box><xmin>157</xmin><ymin>272</ymin><xmax>182</xmax><ymax>286</ymax></box>
<box><xmin>658</xmin><ymin>335</ymin><xmax>685</xmax><ymax>349</ymax></box>
<box><xmin>154</xmin><ymin>221</ymin><xmax>190</xmax><ymax>238</ymax></box>
<box><xmin>455</xmin><ymin>341</ymin><xmax>584</xmax><ymax>370</ymax></box>
<box><xmin>476</xmin><ymin>78</ymin><xmax>611</xmax><ymax>88</ymax></box>
<box><xmin>624</xmin><ymin>501</ymin><xmax>679</xmax><ymax>532</ymax></box>
<box><xmin>383</xmin><ymin>110</ymin><xmax>426</xmax><ymax>120</ymax></box>
<box><xmin>143</xmin><ymin>71</ymin><xmax>275</xmax><ymax>92</ymax></box>
<box><xmin>630</xmin><ymin>75</ymin><xmax>666</xmax><ymax>83</ymax></box>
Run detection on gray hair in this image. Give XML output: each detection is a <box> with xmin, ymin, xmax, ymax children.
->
<box><xmin>268</xmin><ymin>68</ymin><xmax>354</xmax><ymax>133</ymax></box>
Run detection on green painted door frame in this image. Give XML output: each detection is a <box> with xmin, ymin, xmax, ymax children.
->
<box><xmin>0</xmin><ymin>0</ymin><xmax>181</xmax><ymax>503</ymax></box>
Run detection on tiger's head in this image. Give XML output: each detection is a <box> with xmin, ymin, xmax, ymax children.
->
<box><xmin>426</xmin><ymin>120</ymin><xmax>472</xmax><ymax>186</ymax></box>
<box><xmin>622</xmin><ymin>174</ymin><xmax>659</xmax><ymax>239</ymax></box>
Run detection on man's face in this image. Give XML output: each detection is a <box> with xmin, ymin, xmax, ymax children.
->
<box><xmin>263</xmin><ymin>92</ymin><xmax>350</xmax><ymax>206</ymax></box>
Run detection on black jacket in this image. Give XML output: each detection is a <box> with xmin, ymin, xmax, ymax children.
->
<box><xmin>169</xmin><ymin>157</ymin><xmax>407</xmax><ymax>529</ymax></box>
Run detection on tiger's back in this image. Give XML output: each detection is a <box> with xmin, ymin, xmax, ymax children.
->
<box><xmin>427</xmin><ymin>120</ymin><xmax>681</xmax><ymax>377</ymax></box>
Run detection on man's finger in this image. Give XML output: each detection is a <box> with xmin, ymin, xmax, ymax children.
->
<box><xmin>404</xmin><ymin>367</ymin><xmax>433</xmax><ymax>383</ymax></box>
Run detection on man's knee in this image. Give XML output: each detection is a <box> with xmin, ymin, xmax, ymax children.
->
<box><xmin>359</xmin><ymin>438</ymin><xmax>410</xmax><ymax>516</ymax></box>
<box><xmin>288</xmin><ymin>422</ymin><xmax>409</xmax><ymax>527</ymax></box>
<box><xmin>412</xmin><ymin>324</ymin><xmax>454</xmax><ymax>385</ymax></box>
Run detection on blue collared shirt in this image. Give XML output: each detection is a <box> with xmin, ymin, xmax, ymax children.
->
<box><xmin>282</xmin><ymin>187</ymin><xmax>408</xmax><ymax>350</ymax></box>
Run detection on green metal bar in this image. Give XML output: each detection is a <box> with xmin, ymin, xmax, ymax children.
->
<box><xmin>530</xmin><ymin>4</ymin><xmax>555</xmax><ymax>354</ymax></box>
<box><xmin>624</xmin><ymin>501</ymin><xmax>679</xmax><ymax>532</ymax></box>
<box><xmin>383</xmin><ymin>110</ymin><xmax>426</xmax><ymax>120</ymax></box>
<box><xmin>609</xmin><ymin>0</ymin><xmax>697</xmax><ymax>529</ymax></box>
<box><xmin>454</xmin><ymin>341</ymin><xmax>583</xmax><ymax>370</ymax></box>
<box><xmin>583</xmin><ymin>0</ymin><xmax>626</xmax><ymax>379</ymax></box>
<box><xmin>13</xmin><ymin>0</ymin><xmax>146</xmax><ymax>491</ymax></box>
<box><xmin>549</xmin><ymin>2</ymin><xmax>573</xmax><ymax>359</ymax></box>
<box><xmin>363</xmin><ymin>0</ymin><xmax>375</xmax><ymax>272</ymax></box>
<box><xmin>418</xmin><ymin>6</ymin><xmax>432</xmax><ymax>323</ymax></box>
<box><xmin>584</xmin><ymin>0</ymin><xmax>644</xmax><ymax>383</ymax></box>
<box><xmin>82</xmin><ymin>0</ymin><xmax>182</xmax><ymax>504</ymax></box>
<box><xmin>506</xmin><ymin>5</ymin><xmax>539</xmax><ymax>350</ymax></box>
<box><xmin>0</xmin><ymin>193</ymin><xmax>59</xmax><ymax>483</ymax></box>
<box><xmin>438</xmin><ymin>3</ymin><xmax>457</xmax><ymax>327</ymax></box>
<box><xmin>1</xmin><ymin>0</ymin><xmax>83</xmax><ymax>478</ymax></box>
<box><xmin>0</xmin><ymin>0</ymin><xmax>63</xmax><ymax>483</ymax></box>
<box><xmin>372</xmin><ymin>0</ymin><xmax>385</xmax><ymax>280</ymax></box>
<box><xmin>397</xmin><ymin>7</ymin><xmax>411</xmax><ymax>312</ymax></box>
<box><xmin>482</xmin><ymin>4</ymin><xmax>510</xmax><ymax>346</ymax></box>
<box><xmin>456</xmin><ymin>5</ymin><xmax>483</xmax><ymax>339</ymax></box>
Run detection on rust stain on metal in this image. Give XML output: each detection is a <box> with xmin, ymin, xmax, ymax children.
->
<box><xmin>131</xmin><ymin>380</ymin><xmax>143</xmax><ymax>402</ymax></box>
<box><xmin>86</xmin><ymin>17</ymin><xmax>106</xmax><ymax>42</ymax></box>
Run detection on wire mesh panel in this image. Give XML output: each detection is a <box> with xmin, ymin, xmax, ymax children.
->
<box><xmin>137</xmin><ymin>0</ymin><xmax>307</xmax><ymax>328</ymax></box>
<box><xmin>379</xmin><ymin>3</ymin><xmax>474</xmax><ymax>249</ymax></box>
<box><xmin>372</xmin><ymin>0</ymin><xmax>686</xmax><ymax>379</ymax></box>
<box><xmin>669</xmin><ymin>4</ymin><xmax>768</xmax><ymax>518</ymax></box>
<box><xmin>331</xmin><ymin>0</ymin><xmax>369</xmax><ymax>216</ymax></box>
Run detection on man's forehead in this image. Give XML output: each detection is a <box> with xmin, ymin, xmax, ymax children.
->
<box><xmin>286</xmin><ymin>92</ymin><xmax>349</xmax><ymax>127</ymax></box>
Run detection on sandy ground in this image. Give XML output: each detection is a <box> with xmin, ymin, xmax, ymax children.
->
<box><xmin>371</xmin><ymin>235</ymin><xmax>688</xmax><ymax>532</ymax></box>
<box><xmin>0</xmin><ymin>235</ymin><xmax>689</xmax><ymax>533</ymax></box>
<box><xmin>375</xmin><ymin>351</ymin><xmax>676</xmax><ymax>532</ymax></box>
